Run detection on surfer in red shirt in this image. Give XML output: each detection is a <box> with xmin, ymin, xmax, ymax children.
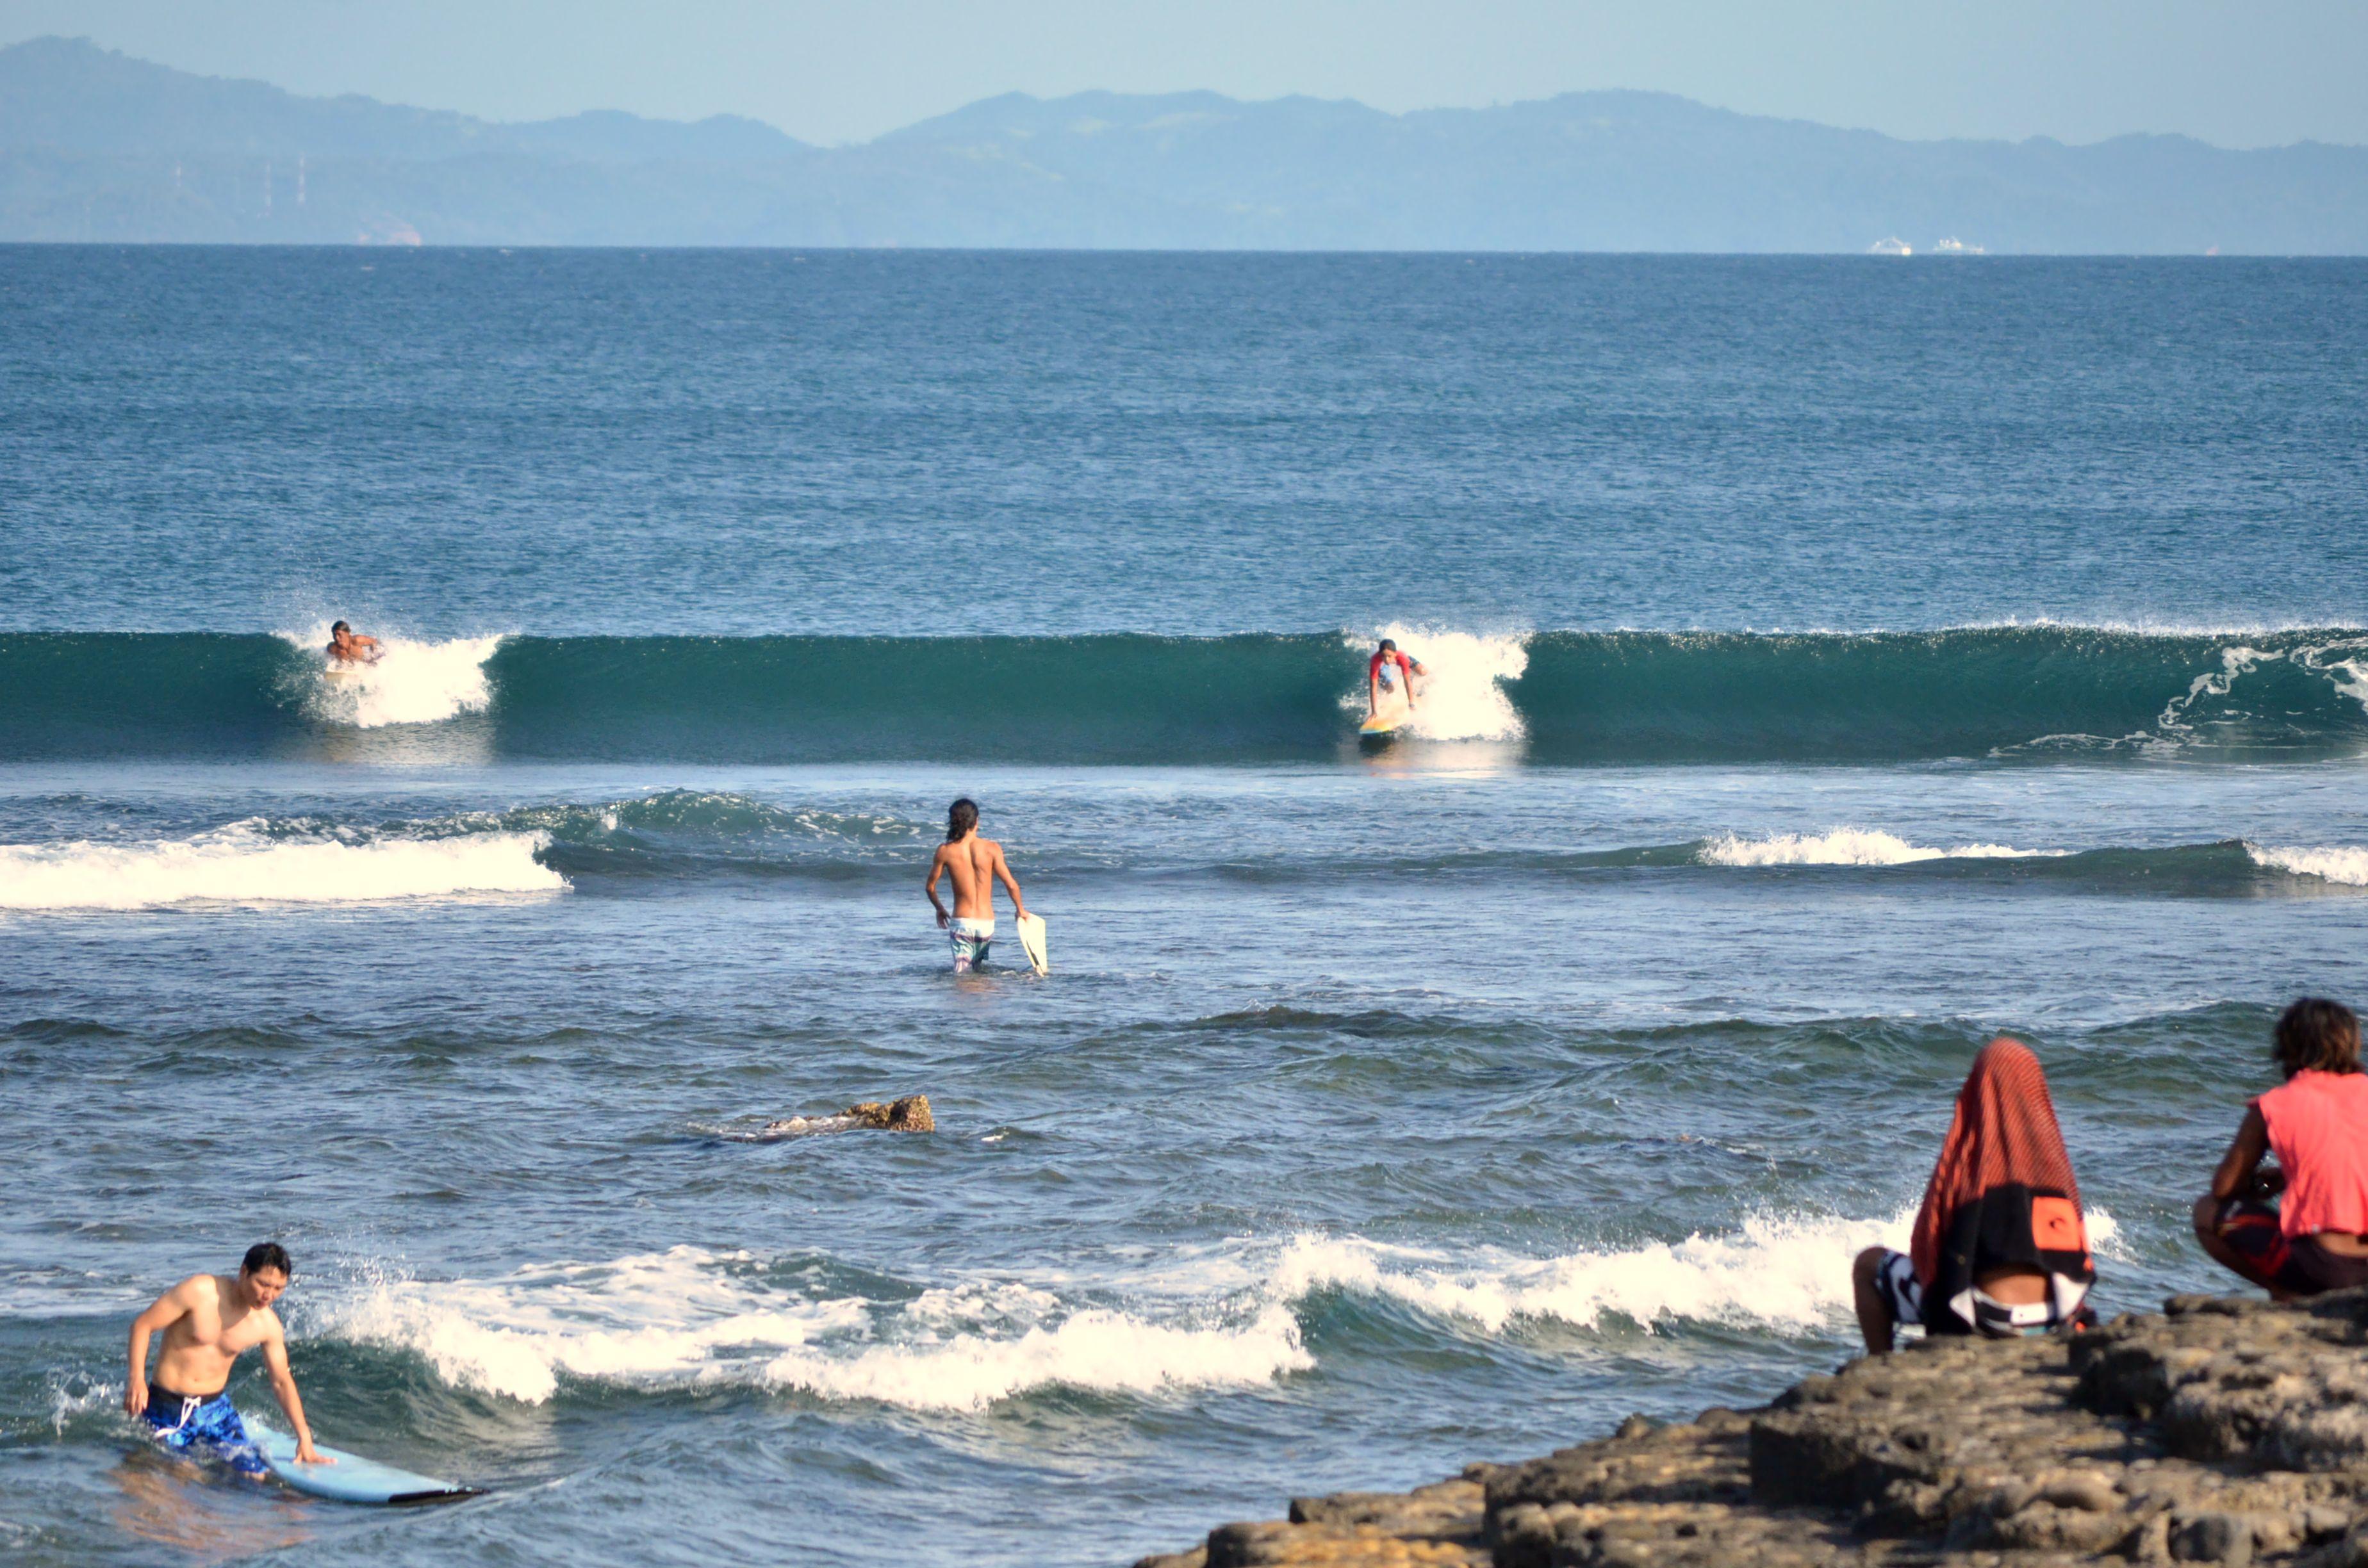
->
<box><xmin>1367</xmin><ymin>639</ymin><xmax>1426</xmax><ymax>723</ymax></box>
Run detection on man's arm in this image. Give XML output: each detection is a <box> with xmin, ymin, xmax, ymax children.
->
<box><xmin>1406</xmin><ymin>659</ymin><xmax>1426</xmax><ymax>709</ymax></box>
<box><xmin>925</xmin><ymin>847</ymin><xmax>950</xmax><ymax>927</ymax></box>
<box><xmin>992</xmin><ymin>844</ymin><xmax>1028</xmax><ymax>921</ymax></box>
<box><xmin>2208</xmin><ymin>1106</ymin><xmax>2274</xmax><ymax>1202</ymax></box>
<box><xmin>124</xmin><ymin>1279</ymin><xmax>195</xmax><ymax>1416</ymax></box>
<box><xmin>1367</xmin><ymin>669</ymin><xmax>1380</xmax><ymax>718</ymax></box>
<box><xmin>259</xmin><ymin>1322</ymin><xmax>329</xmax><ymax>1464</ymax></box>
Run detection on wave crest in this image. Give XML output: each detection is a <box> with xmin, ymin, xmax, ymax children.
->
<box><xmin>2248</xmin><ymin>844</ymin><xmax>2368</xmax><ymax>887</ymax></box>
<box><xmin>0</xmin><ymin>822</ymin><xmax>563</xmax><ymax>910</ymax></box>
<box><xmin>1698</xmin><ymin>829</ymin><xmax>2059</xmax><ymax>867</ymax></box>
<box><xmin>279</xmin><ymin>628</ymin><xmax>503</xmax><ymax>728</ymax></box>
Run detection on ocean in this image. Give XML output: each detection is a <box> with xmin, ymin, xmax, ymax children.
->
<box><xmin>2</xmin><ymin>247</ymin><xmax>2365</xmax><ymax>1566</ymax></box>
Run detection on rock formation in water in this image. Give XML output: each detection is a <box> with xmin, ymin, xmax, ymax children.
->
<box><xmin>1135</xmin><ymin>1288</ymin><xmax>2368</xmax><ymax>1567</ymax></box>
<box><xmin>759</xmin><ymin>1094</ymin><xmax>935</xmax><ymax>1138</ymax></box>
<box><xmin>843</xmin><ymin>1095</ymin><xmax>934</xmax><ymax>1131</ymax></box>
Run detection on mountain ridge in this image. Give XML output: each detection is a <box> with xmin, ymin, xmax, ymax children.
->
<box><xmin>5</xmin><ymin>36</ymin><xmax>2365</xmax><ymax>251</ymax></box>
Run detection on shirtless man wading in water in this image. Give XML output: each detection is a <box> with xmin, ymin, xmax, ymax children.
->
<box><xmin>126</xmin><ymin>1243</ymin><xmax>328</xmax><ymax>1475</ymax></box>
<box><xmin>925</xmin><ymin>798</ymin><xmax>1032</xmax><ymax>973</ymax></box>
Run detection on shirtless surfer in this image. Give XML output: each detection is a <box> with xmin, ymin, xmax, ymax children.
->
<box><xmin>925</xmin><ymin>798</ymin><xmax>1032</xmax><ymax>973</ymax></box>
<box><xmin>325</xmin><ymin>621</ymin><xmax>381</xmax><ymax>666</ymax></box>
<box><xmin>1367</xmin><ymin>638</ymin><xmax>1426</xmax><ymax>723</ymax></box>
<box><xmin>125</xmin><ymin>1243</ymin><xmax>329</xmax><ymax>1474</ymax></box>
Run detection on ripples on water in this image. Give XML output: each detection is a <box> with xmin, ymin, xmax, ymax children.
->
<box><xmin>3</xmin><ymin>251</ymin><xmax>2365</xmax><ymax>1566</ymax></box>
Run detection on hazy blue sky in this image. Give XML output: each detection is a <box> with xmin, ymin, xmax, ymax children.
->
<box><xmin>4</xmin><ymin>0</ymin><xmax>2363</xmax><ymax>149</ymax></box>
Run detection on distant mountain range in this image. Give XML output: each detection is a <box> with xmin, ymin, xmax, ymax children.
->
<box><xmin>5</xmin><ymin>36</ymin><xmax>2365</xmax><ymax>252</ymax></box>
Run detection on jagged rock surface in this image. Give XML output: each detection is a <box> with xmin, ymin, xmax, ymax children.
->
<box><xmin>1134</xmin><ymin>1289</ymin><xmax>2368</xmax><ymax>1568</ymax></box>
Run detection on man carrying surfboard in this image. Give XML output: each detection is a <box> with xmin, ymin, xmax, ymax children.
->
<box><xmin>126</xmin><ymin>1242</ymin><xmax>329</xmax><ymax>1475</ymax></box>
<box><xmin>1367</xmin><ymin>638</ymin><xmax>1426</xmax><ymax>724</ymax></box>
<box><xmin>925</xmin><ymin>798</ymin><xmax>1037</xmax><ymax>974</ymax></box>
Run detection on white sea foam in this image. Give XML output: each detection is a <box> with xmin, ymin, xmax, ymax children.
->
<box><xmin>1269</xmin><ymin>1212</ymin><xmax>1908</xmax><ymax>1334</ymax></box>
<box><xmin>306</xmin><ymin>1207</ymin><xmax>2125</xmax><ymax>1409</ymax></box>
<box><xmin>318</xmin><ymin>1248</ymin><xmax>866</xmax><ymax>1403</ymax></box>
<box><xmin>311</xmin><ymin>1247</ymin><xmax>1309</xmax><ymax>1410</ymax></box>
<box><xmin>2248</xmin><ymin>844</ymin><xmax>2368</xmax><ymax>886</ymax></box>
<box><xmin>1698</xmin><ymin>828</ymin><xmax>2060</xmax><ymax>867</ymax></box>
<box><xmin>1270</xmin><ymin>1206</ymin><xmax>2122</xmax><ymax>1334</ymax></box>
<box><xmin>761</xmin><ymin>1299</ymin><xmax>1309</xmax><ymax>1410</ymax></box>
<box><xmin>281</xmin><ymin>627</ymin><xmax>503</xmax><ymax>728</ymax></box>
<box><xmin>0</xmin><ymin>822</ymin><xmax>563</xmax><ymax>910</ymax></box>
<box><xmin>1342</xmin><ymin>625</ymin><xmax>1529</xmax><ymax>742</ymax></box>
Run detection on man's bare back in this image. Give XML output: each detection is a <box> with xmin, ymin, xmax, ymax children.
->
<box><xmin>930</xmin><ymin>833</ymin><xmax>1011</xmax><ymax>922</ymax></box>
<box><xmin>924</xmin><ymin>799</ymin><xmax>1033</xmax><ymax>973</ymax></box>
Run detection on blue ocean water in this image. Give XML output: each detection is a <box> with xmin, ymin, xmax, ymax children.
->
<box><xmin>3</xmin><ymin>248</ymin><xmax>2366</xmax><ymax>1567</ymax></box>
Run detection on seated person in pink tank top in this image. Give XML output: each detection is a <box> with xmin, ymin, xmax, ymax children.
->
<box><xmin>2193</xmin><ymin>997</ymin><xmax>2368</xmax><ymax>1300</ymax></box>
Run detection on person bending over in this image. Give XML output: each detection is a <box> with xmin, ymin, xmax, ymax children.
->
<box><xmin>925</xmin><ymin>797</ymin><xmax>1031</xmax><ymax>974</ymax></box>
<box><xmin>325</xmin><ymin>621</ymin><xmax>381</xmax><ymax>665</ymax></box>
<box><xmin>2192</xmin><ymin>997</ymin><xmax>2368</xmax><ymax>1300</ymax></box>
<box><xmin>1367</xmin><ymin>638</ymin><xmax>1426</xmax><ymax>722</ymax></box>
<box><xmin>1852</xmin><ymin>1038</ymin><xmax>2096</xmax><ymax>1353</ymax></box>
<box><xmin>126</xmin><ymin>1242</ymin><xmax>328</xmax><ymax>1475</ymax></box>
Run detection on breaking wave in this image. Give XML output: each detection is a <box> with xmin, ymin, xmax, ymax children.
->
<box><xmin>7</xmin><ymin>625</ymin><xmax>2368</xmax><ymax>762</ymax></box>
<box><xmin>0</xmin><ymin>822</ymin><xmax>564</xmax><ymax>910</ymax></box>
<box><xmin>1698</xmin><ymin>829</ymin><xmax>2064</xmax><ymax>867</ymax></box>
<box><xmin>300</xmin><ymin>1209</ymin><xmax>2123</xmax><ymax>1410</ymax></box>
<box><xmin>277</xmin><ymin>626</ymin><xmax>503</xmax><ymax>728</ymax></box>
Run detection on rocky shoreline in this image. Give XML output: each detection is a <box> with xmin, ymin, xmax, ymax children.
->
<box><xmin>1134</xmin><ymin>1289</ymin><xmax>2368</xmax><ymax>1567</ymax></box>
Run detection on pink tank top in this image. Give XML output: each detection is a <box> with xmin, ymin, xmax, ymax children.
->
<box><xmin>2257</xmin><ymin>1070</ymin><xmax>2368</xmax><ymax>1238</ymax></box>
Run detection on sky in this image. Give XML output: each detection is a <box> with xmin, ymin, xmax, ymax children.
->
<box><xmin>3</xmin><ymin>0</ymin><xmax>2364</xmax><ymax>149</ymax></box>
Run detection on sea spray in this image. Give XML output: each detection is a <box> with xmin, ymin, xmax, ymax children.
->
<box><xmin>308</xmin><ymin>1246</ymin><xmax>1308</xmax><ymax>1410</ymax></box>
<box><xmin>297</xmin><ymin>1209</ymin><xmax>2118</xmax><ymax>1411</ymax></box>
<box><xmin>1342</xmin><ymin>625</ymin><xmax>1530</xmax><ymax>742</ymax></box>
<box><xmin>280</xmin><ymin>627</ymin><xmax>504</xmax><ymax>728</ymax></box>
<box><xmin>2247</xmin><ymin>844</ymin><xmax>2368</xmax><ymax>887</ymax></box>
<box><xmin>0</xmin><ymin>822</ymin><xmax>564</xmax><ymax>909</ymax></box>
<box><xmin>1698</xmin><ymin>829</ymin><xmax>2063</xmax><ymax>868</ymax></box>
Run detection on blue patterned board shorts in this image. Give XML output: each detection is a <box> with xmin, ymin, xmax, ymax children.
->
<box><xmin>142</xmin><ymin>1387</ymin><xmax>268</xmax><ymax>1478</ymax></box>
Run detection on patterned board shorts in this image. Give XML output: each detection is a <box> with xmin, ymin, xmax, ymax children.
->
<box><xmin>142</xmin><ymin>1389</ymin><xmax>267</xmax><ymax>1477</ymax></box>
<box><xmin>948</xmin><ymin>917</ymin><xmax>995</xmax><ymax>973</ymax></box>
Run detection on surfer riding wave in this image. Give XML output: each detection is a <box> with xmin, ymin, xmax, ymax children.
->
<box><xmin>1367</xmin><ymin>638</ymin><xmax>1426</xmax><ymax>726</ymax></box>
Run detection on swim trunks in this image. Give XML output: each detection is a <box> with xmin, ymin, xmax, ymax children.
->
<box><xmin>1872</xmin><ymin>1248</ymin><xmax>1927</xmax><ymax>1328</ymax></box>
<box><xmin>2212</xmin><ymin>1198</ymin><xmax>2368</xmax><ymax>1296</ymax></box>
<box><xmin>948</xmin><ymin>917</ymin><xmax>994</xmax><ymax>973</ymax></box>
<box><xmin>141</xmin><ymin>1385</ymin><xmax>267</xmax><ymax>1478</ymax></box>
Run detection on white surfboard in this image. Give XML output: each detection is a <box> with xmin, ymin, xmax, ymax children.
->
<box><xmin>1015</xmin><ymin>912</ymin><xmax>1049</xmax><ymax>976</ymax></box>
<box><xmin>250</xmin><ymin>1419</ymin><xmax>481</xmax><ymax>1506</ymax></box>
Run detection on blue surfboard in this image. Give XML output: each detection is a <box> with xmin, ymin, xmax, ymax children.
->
<box><xmin>251</xmin><ymin>1420</ymin><xmax>481</xmax><ymax>1506</ymax></box>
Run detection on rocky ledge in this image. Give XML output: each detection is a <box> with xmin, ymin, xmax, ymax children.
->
<box><xmin>1135</xmin><ymin>1289</ymin><xmax>2368</xmax><ymax>1568</ymax></box>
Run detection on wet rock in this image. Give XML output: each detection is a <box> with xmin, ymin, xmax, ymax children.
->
<box><xmin>762</xmin><ymin>1093</ymin><xmax>934</xmax><ymax>1137</ymax></box>
<box><xmin>843</xmin><ymin>1094</ymin><xmax>933</xmax><ymax>1130</ymax></box>
<box><xmin>1130</xmin><ymin>1290</ymin><xmax>2368</xmax><ymax>1566</ymax></box>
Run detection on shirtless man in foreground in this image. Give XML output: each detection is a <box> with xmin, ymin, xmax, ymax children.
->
<box><xmin>325</xmin><ymin>621</ymin><xmax>381</xmax><ymax>666</ymax></box>
<box><xmin>924</xmin><ymin>797</ymin><xmax>1032</xmax><ymax>973</ymax></box>
<box><xmin>126</xmin><ymin>1243</ymin><xmax>327</xmax><ymax>1474</ymax></box>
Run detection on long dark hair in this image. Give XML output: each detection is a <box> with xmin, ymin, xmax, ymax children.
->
<box><xmin>946</xmin><ymin>798</ymin><xmax>978</xmax><ymax>843</ymax></box>
<box><xmin>2274</xmin><ymin>997</ymin><xmax>2361</xmax><ymax>1077</ymax></box>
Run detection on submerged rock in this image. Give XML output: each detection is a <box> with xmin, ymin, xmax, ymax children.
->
<box><xmin>758</xmin><ymin>1093</ymin><xmax>934</xmax><ymax>1138</ymax></box>
<box><xmin>1132</xmin><ymin>1289</ymin><xmax>2368</xmax><ymax>1567</ymax></box>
